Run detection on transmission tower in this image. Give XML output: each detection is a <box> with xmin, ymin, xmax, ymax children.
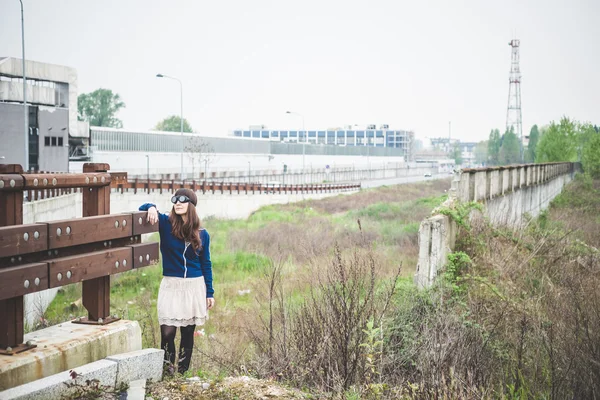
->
<box><xmin>506</xmin><ymin>38</ymin><xmax>523</xmax><ymax>162</ymax></box>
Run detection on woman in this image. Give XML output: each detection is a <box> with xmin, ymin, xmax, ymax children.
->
<box><xmin>139</xmin><ymin>188</ymin><xmax>215</xmax><ymax>374</ymax></box>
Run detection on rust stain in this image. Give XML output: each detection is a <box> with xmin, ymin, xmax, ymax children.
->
<box><xmin>34</xmin><ymin>355</ymin><xmax>43</xmax><ymax>378</ymax></box>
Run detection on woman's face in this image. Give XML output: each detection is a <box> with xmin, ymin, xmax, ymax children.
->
<box><xmin>173</xmin><ymin>200</ymin><xmax>189</xmax><ymax>215</ymax></box>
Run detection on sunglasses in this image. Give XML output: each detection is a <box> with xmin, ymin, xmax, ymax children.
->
<box><xmin>171</xmin><ymin>195</ymin><xmax>192</xmax><ymax>204</ymax></box>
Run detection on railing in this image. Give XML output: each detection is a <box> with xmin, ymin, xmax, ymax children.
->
<box><xmin>0</xmin><ymin>164</ymin><xmax>159</xmax><ymax>355</ymax></box>
<box><xmin>454</xmin><ymin>162</ymin><xmax>579</xmax><ymax>203</ymax></box>
<box><xmin>110</xmin><ymin>174</ymin><xmax>361</xmax><ymax>195</ymax></box>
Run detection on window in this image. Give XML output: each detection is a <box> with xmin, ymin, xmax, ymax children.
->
<box><xmin>44</xmin><ymin>137</ymin><xmax>50</xmax><ymax>146</ymax></box>
<box><xmin>58</xmin><ymin>137</ymin><xmax>63</xmax><ymax>146</ymax></box>
<box><xmin>51</xmin><ymin>137</ymin><xmax>57</xmax><ymax>146</ymax></box>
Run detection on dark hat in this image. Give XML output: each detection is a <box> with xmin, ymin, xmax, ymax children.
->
<box><xmin>174</xmin><ymin>188</ymin><xmax>197</xmax><ymax>206</ymax></box>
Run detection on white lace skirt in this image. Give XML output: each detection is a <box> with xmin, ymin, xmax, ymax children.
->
<box><xmin>157</xmin><ymin>276</ymin><xmax>209</xmax><ymax>327</ymax></box>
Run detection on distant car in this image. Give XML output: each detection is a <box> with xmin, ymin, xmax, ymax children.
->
<box><xmin>424</xmin><ymin>173</ymin><xmax>432</xmax><ymax>178</ymax></box>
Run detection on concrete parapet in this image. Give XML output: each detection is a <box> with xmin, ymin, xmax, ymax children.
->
<box><xmin>0</xmin><ymin>320</ymin><xmax>142</xmax><ymax>391</ymax></box>
<box><xmin>456</xmin><ymin>162</ymin><xmax>577</xmax><ymax>204</ymax></box>
<box><xmin>418</xmin><ymin>162</ymin><xmax>579</xmax><ymax>288</ymax></box>
<box><xmin>106</xmin><ymin>348</ymin><xmax>163</xmax><ymax>385</ymax></box>
<box><xmin>1</xmin><ymin>359</ymin><xmax>118</xmax><ymax>400</ymax></box>
<box><xmin>1</xmin><ymin>349</ymin><xmax>163</xmax><ymax>400</ymax></box>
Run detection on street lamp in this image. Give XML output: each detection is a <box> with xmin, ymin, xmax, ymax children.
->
<box><xmin>285</xmin><ymin>111</ymin><xmax>305</xmax><ymax>178</ymax></box>
<box><xmin>156</xmin><ymin>73</ymin><xmax>184</xmax><ymax>180</ymax></box>
<box><xmin>20</xmin><ymin>0</ymin><xmax>28</xmax><ymax>171</ymax></box>
<box><xmin>145</xmin><ymin>154</ymin><xmax>150</xmax><ymax>193</ymax></box>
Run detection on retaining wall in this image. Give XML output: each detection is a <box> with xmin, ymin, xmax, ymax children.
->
<box><xmin>415</xmin><ymin>162</ymin><xmax>579</xmax><ymax>288</ymax></box>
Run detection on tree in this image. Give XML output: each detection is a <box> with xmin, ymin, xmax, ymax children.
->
<box><xmin>499</xmin><ymin>128</ymin><xmax>521</xmax><ymax>164</ymax></box>
<box><xmin>450</xmin><ymin>142</ymin><xmax>463</xmax><ymax>166</ymax></box>
<box><xmin>78</xmin><ymin>89</ymin><xmax>125</xmax><ymax>128</ymax></box>
<box><xmin>525</xmin><ymin>125</ymin><xmax>540</xmax><ymax>163</ymax></box>
<box><xmin>184</xmin><ymin>136</ymin><xmax>215</xmax><ymax>179</ymax></box>
<box><xmin>536</xmin><ymin>117</ymin><xmax>579</xmax><ymax>162</ymax></box>
<box><xmin>474</xmin><ymin>140</ymin><xmax>488</xmax><ymax>166</ymax></box>
<box><xmin>487</xmin><ymin>129</ymin><xmax>501</xmax><ymax>165</ymax></box>
<box><xmin>155</xmin><ymin>115</ymin><xmax>193</xmax><ymax>133</ymax></box>
<box><xmin>582</xmin><ymin>129</ymin><xmax>600</xmax><ymax>178</ymax></box>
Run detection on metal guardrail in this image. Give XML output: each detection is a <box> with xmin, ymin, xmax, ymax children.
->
<box><xmin>0</xmin><ymin>164</ymin><xmax>159</xmax><ymax>356</ymax></box>
<box><xmin>110</xmin><ymin>174</ymin><xmax>362</xmax><ymax>195</ymax></box>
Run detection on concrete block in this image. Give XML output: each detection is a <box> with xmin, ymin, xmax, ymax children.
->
<box><xmin>106</xmin><ymin>348</ymin><xmax>164</xmax><ymax>384</ymax></box>
<box><xmin>1</xmin><ymin>359</ymin><xmax>117</xmax><ymax>400</ymax></box>
<box><xmin>0</xmin><ymin>320</ymin><xmax>141</xmax><ymax>391</ymax></box>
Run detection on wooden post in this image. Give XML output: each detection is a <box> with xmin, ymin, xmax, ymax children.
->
<box><xmin>80</xmin><ymin>163</ymin><xmax>113</xmax><ymax>324</ymax></box>
<box><xmin>0</xmin><ymin>164</ymin><xmax>33</xmax><ymax>353</ymax></box>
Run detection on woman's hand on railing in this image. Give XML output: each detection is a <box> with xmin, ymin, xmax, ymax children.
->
<box><xmin>147</xmin><ymin>207</ymin><xmax>159</xmax><ymax>225</ymax></box>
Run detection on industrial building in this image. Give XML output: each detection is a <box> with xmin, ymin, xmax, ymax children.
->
<box><xmin>77</xmin><ymin>127</ymin><xmax>409</xmax><ymax>177</ymax></box>
<box><xmin>232</xmin><ymin>126</ymin><xmax>414</xmax><ymax>160</ymax></box>
<box><xmin>0</xmin><ymin>57</ymin><xmax>86</xmax><ymax>172</ymax></box>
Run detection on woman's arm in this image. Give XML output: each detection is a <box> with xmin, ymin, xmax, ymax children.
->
<box><xmin>200</xmin><ymin>230</ymin><xmax>214</xmax><ymax>299</ymax></box>
<box><xmin>139</xmin><ymin>203</ymin><xmax>167</xmax><ymax>228</ymax></box>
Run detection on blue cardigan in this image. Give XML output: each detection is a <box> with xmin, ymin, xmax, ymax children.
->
<box><xmin>139</xmin><ymin>203</ymin><xmax>214</xmax><ymax>298</ymax></box>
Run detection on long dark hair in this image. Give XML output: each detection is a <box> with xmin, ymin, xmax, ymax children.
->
<box><xmin>168</xmin><ymin>188</ymin><xmax>202</xmax><ymax>252</ymax></box>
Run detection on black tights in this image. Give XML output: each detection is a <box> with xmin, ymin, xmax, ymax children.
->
<box><xmin>160</xmin><ymin>324</ymin><xmax>196</xmax><ymax>374</ymax></box>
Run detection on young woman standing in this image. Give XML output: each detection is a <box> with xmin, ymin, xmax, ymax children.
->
<box><xmin>140</xmin><ymin>188</ymin><xmax>214</xmax><ymax>374</ymax></box>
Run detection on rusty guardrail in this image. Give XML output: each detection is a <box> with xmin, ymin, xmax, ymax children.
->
<box><xmin>0</xmin><ymin>164</ymin><xmax>159</xmax><ymax>355</ymax></box>
<box><xmin>110</xmin><ymin>173</ymin><xmax>361</xmax><ymax>195</ymax></box>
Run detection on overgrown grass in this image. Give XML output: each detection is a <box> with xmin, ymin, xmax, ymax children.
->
<box><xmin>39</xmin><ymin>179</ymin><xmax>454</xmax><ymax>397</ymax></box>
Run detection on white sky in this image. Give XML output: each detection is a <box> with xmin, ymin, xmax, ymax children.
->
<box><xmin>1</xmin><ymin>0</ymin><xmax>598</xmax><ymax>142</ymax></box>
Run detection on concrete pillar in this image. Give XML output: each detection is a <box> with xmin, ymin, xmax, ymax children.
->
<box><xmin>458</xmin><ymin>172</ymin><xmax>470</xmax><ymax>202</ymax></box>
<box><xmin>474</xmin><ymin>171</ymin><xmax>487</xmax><ymax>201</ymax></box>
<box><xmin>502</xmin><ymin>168</ymin><xmax>510</xmax><ymax>195</ymax></box>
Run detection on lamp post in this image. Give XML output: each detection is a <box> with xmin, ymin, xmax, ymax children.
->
<box><xmin>20</xmin><ymin>0</ymin><xmax>29</xmax><ymax>171</ymax></box>
<box><xmin>285</xmin><ymin>111</ymin><xmax>305</xmax><ymax>179</ymax></box>
<box><xmin>145</xmin><ymin>154</ymin><xmax>150</xmax><ymax>193</ymax></box>
<box><xmin>156</xmin><ymin>73</ymin><xmax>184</xmax><ymax>180</ymax></box>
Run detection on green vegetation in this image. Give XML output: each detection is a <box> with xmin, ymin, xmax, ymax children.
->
<box><xmin>154</xmin><ymin>115</ymin><xmax>193</xmax><ymax>133</ymax></box>
<box><xmin>77</xmin><ymin>88</ymin><xmax>125</xmax><ymax>128</ymax></box>
<box><xmin>43</xmin><ymin>174</ymin><xmax>600</xmax><ymax>398</ymax></box>
<box><xmin>479</xmin><ymin>117</ymin><xmax>599</xmax><ymax>171</ymax></box>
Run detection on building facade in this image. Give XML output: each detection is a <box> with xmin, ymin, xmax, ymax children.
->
<box><xmin>0</xmin><ymin>57</ymin><xmax>80</xmax><ymax>172</ymax></box>
<box><xmin>233</xmin><ymin>128</ymin><xmax>415</xmax><ymax>160</ymax></box>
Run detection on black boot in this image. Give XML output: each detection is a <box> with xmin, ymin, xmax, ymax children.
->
<box><xmin>178</xmin><ymin>347</ymin><xmax>193</xmax><ymax>374</ymax></box>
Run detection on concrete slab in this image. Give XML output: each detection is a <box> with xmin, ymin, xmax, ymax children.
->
<box><xmin>106</xmin><ymin>348</ymin><xmax>163</xmax><ymax>384</ymax></box>
<box><xmin>125</xmin><ymin>379</ymin><xmax>147</xmax><ymax>400</ymax></box>
<box><xmin>0</xmin><ymin>320</ymin><xmax>141</xmax><ymax>391</ymax></box>
<box><xmin>1</xmin><ymin>359</ymin><xmax>118</xmax><ymax>400</ymax></box>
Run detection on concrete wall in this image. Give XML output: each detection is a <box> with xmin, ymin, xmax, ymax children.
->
<box><xmin>80</xmin><ymin>151</ymin><xmax>409</xmax><ymax>178</ymax></box>
<box><xmin>455</xmin><ymin>162</ymin><xmax>577</xmax><ymax>226</ymax></box>
<box><xmin>415</xmin><ymin>162</ymin><xmax>578</xmax><ymax>288</ymax></box>
<box><xmin>0</xmin><ymin>103</ymin><xmax>27</xmax><ymax>167</ymax></box>
<box><xmin>38</xmin><ymin>106</ymin><xmax>69</xmax><ymax>172</ymax></box>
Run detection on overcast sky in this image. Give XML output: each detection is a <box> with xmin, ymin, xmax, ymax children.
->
<box><xmin>1</xmin><ymin>0</ymin><xmax>598</xmax><ymax>142</ymax></box>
